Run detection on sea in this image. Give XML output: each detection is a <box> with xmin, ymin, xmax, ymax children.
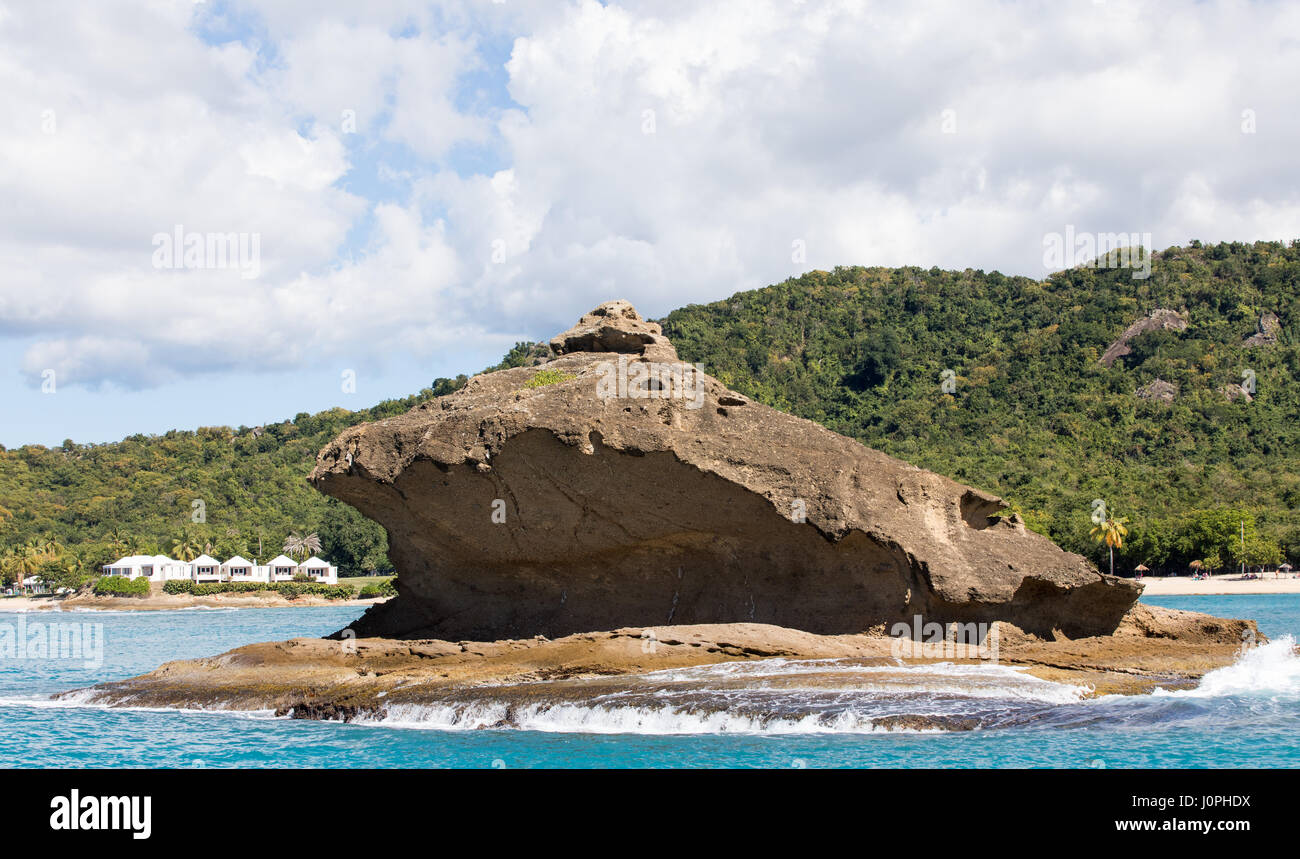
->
<box><xmin>1</xmin><ymin>595</ymin><xmax>1297</xmax><ymax>768</ymax></box>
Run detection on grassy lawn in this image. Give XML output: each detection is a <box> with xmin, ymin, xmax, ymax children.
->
<box><xmin>340</xmin><ymin>574</ymin><xmax>396</xmax><ymax>593</ymax></box>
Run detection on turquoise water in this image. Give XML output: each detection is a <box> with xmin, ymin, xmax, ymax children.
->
<box><xmin>0</xmin><ymin>596</ymin><xmax>1297</xmax><ymax>768</ymax></box>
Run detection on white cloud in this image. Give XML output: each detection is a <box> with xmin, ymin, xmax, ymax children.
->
<box><xmin>2</xmin><ymin>0</ymin><xmax>1298</xmax><ymax>393</ymax></box>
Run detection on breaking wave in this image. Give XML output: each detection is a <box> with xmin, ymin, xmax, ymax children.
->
<box><xmin>352</xmin><ymin>660</ymin><xmax>1089</xmax><ymax>735</ymax></box>
<box><xmin>1154</xmin><ymin>635</ymin><xmax>1300</xmax><ymax>700</ymax></box>
<box><xmin>27</xmin><ymin>638</ymin><xmax>1298</xmax><ymax>737</ymax></box>
<box><xmin>351</xmin><ymin>639</ymin><xmax>1300</xmax><ymax>736</ymax></box>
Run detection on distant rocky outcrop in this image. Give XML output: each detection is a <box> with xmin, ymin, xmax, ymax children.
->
<box><xmin>1221</xmin><ymin>383</ymin><xmax>1254</xmax><ymax>403</ymax></box>
<box><xmin>1136</xmin><ymin>378</ymin><xmax>1179</xmax><ymax>404</ymax></box>
<box><xmin>1243</xmin><ymin>311</ymin><xmax>1282</xmax><ymax>347</ymax></box>
<box><xmin>311</xmin><ymin>301</ymin><xmax>1140</xmax><ymax>642</ymax></box>
<box><xmin>1099</xmin><ymin>308</ymin><xmax>1189</xmax><ymax>367</ymax></box>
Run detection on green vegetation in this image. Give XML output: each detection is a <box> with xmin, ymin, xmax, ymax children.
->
<box><xmin>523</xmin><ymin>368</ymin><xmax>575</xmax><ymax>388</ymax></box>
<box><xmin>660</xmin><ymin>240</ymin><xmax>1300</xmax><ymax>574</ymax></box>
<box><xmin>1</xmin><ymin>538</ymin><xmax>91</xmax><ymax>592</ymax></box>
<box><xmin>0</xmin><ymin>387</ymin><xmax>474</xmax><ymax>589</ymax></box>
<box><xmin>343</xmin><ymin>574</ymin><xmax>397</xmax><ymax>589</ymax></box>
<box><xmin>161</xmin><ymin>580</ymin><xmax>355</xmax><ymax>600</ymax></box>
<box><xmin>93</xmin><ymin>575</ymin><xmax>150</xmax><ymax>597</ymax></box>
<box><xmin>1</xmin><ymin>240</ymin><xmax>1297</xmax><ymax>582</ymax></box>
<box><xmin>358</xmin><ymin>578</ymin><xmax>397</xmax><ymax>598</ymax></box>
<box><xmin>1090</xmin><ymin>515</ymin><xmax>1129</xmax><ymax>577</ymax></box>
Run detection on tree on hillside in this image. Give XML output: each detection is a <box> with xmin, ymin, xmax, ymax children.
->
<box><xmin>60</xmin><ymin>552</ymin><xmax>87</xmax><ymax>585</ymax></box>
<box><xmin>170</xmin><ymin>533</ymin><xmax>199</xmax><ymax>562</ymax></box>
<box><xmin>320</xmin><ymin>501</ymin><xmax>390</xmax><ymax>574</ymax></box>
<box><xmin>0</xmin><ymin>547</ymin><xmax>28</xmax><ymax>587</ymax></box>
<box><xmin>1091</xmin><ymin>515</ymin><xmax>1129</xmax><ymax>576</ymax></box>
<box><xmin>42</xmin><ymin>554</ymin><xmax>90</xmax><ymax>592</ymax></box>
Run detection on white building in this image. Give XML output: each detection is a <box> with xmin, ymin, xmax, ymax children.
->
<box><xmin>298</xmin><ymin>556</ymin><xmax>338</xmax><ymax>583</ymax></box>
<box><xmin>265</xmin><ymin>554</ymin><xmax>299</xmax><ymax>581</ymax></box>
<box><xmin>21</xmin><ymin>575</ymin><xmax>52</xmax><ymax>595</ymax></box>
<box><xmin>220</xmin><ymin>555</ymin><xmax>257</xmax><ymax>581</ymax></box>
<box><xmin>102</xmin><ymin>552</ymin><xmax>339</xmax><ymax>585</ymax></box>
<box><xmin>102</xmin><ymin>554</ymin><xmax>191</xmax><ymax>581</ymax></box>
<box><xmin>190</xmin><ymin>554</ymin><xmax>222</xmax><ymax>582</ymax></box>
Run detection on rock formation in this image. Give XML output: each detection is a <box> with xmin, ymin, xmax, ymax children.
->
<box><xmin>1243</xmin><ymin>311</ymin><xmax>1282</xmax><ymax>347</ymax></box>
<box><xmin>1221</xmin><ymin>382</ymin><xmax>1255</xmax><ymax>403</ymax></box>
<box><xmin>1099</xmin><ymin>308</ymin><xmax>1189</xmax><ymax>367</ymax></box>
<box><xmin>311</xmin><ymin>301</ymin><xmax>1140</xmax><ymax>642</ymax></box>
<box><xmin>1136</xmin><ymin>378</ymin><xmax>1179</xmax><ymax>404</ymax></box>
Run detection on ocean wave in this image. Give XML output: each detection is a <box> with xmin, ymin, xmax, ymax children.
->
<box><xmin>0</xmin><ymin>692</ymin><xmax>279</xmax><ymax>719</ymax></box>
<box><xmin>347</xmin><ymin>661</ymin><xmax>1089</xmax><ymax>735</ymax></box>
<box><xmin>358</xmin><ymin>700</ymin><xmax>928</xmax><ymax>734</ymax></box>
<box><xmin>23</xmin><ymin>638</ymin><xmax>1296</xmax><ymax>738</ymax></box>
<box><xmin>1152</xmin><ymin>635</ymin><xmax>1300</xmax><ymax>700</ymax></box>
<box><xmin>632</xmin><ymin>658</ymin><xmax>1090</xmax><ymax>703</ymax></box>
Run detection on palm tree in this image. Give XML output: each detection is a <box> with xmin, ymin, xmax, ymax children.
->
<box><xmin>12</xmin><ymin>545</ymin><xmax>40</xmax><ymax>590</ymax></box>
<box><xmin>170</xmin><ymin>533</ymin><xmax>199</xmax><ymax>562</ymax></box>
<box><xmin>61</xmin><ymin>552</ymin><xmax>87</xmax><ymax>588</ymax></box>
<box><xmin>102</xmin><ymin>525</ymin><xmax>128</xmax><ymax>554</ymax></box>
<box><xmin>0</xmin><ymin>548</ymin><xmax>20</xmax><ymax>588</ymax></box>
<box><xmin>1091</xmin><ymin>515</ymin><xmax>1129</xmax><ymax>576</ymax></box>
<box><xmin>283</xmin><ymin>532</ymin><xmax>322</xmax><ymax>562</ymax></box>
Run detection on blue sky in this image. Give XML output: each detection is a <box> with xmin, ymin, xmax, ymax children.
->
<box><xmin>2</xmin><ymin>0</ymin><xmax>1297</xmax><ymax>448</ymax></box>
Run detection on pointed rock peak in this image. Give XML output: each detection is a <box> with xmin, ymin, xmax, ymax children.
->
<box><xmin>549</xmin><ymin>300</ymin><xmax>678</xmax><ymax>361</ymax></box>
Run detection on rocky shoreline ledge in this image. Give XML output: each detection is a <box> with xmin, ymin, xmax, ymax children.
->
<box><xmin>60</xmin><ymin>604</ymin><xmax>1263</xmax><ymax>730</ymax></box>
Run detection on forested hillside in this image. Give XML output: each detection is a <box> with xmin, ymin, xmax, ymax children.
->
<box><xmin>0</xmin><ymin>373</ymin><xmax>471</xmax><ymax>587</ymax></box>
<box><xmin>2</xmin><ymin>240</ymin><xmax>1298</xmax><ymax>587</ymax></box>
<box><xmin>661</xmin><ymin>240</ymin><xmax>1300</xmax><ymax>573</ymax></box>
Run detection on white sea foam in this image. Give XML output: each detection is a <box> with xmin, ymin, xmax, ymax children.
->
<box><xmin>357</xmin><ymin>700</ymin><xmax>924</xmax><ymax>734</ymax></box>
<box><xmin>356</xmin><ymin>641</ymin><xmax>1300</xmax><ymax>735</ymax></box>
<box><xmin>1153</xmin><ymin>635</ymin><xmax>1300</xmax><ymax>700</ymax></box>
<box><xmin>597</xmin><ymin>658</ymin><xmax>1091</xmax><ymax>707</ymax></box>
<box><xmin>352</xmin><ymin>660</ymin><xmax>1088</xmax><ymax>735</ymax></box>
<box><xmin>0</xmin><ymin>691</ymin><xmax>276</xmax><ymax>718</ymax></box>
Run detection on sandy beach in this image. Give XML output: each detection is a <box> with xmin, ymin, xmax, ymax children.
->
<box><xmin>1139</xmin><ymin>573</ymin><xmax>1300</xmax><ymax>596</ymax></box>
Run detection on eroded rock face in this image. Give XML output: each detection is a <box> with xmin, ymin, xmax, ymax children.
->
<box><xmin>1137</xmin><ymin>378</ymin><xmax>1179</xmax><ymax>403</ymax></box>
<box><xmin>1243</xmin><ymin>311</ymin><xmax>1281</xmax><ymax>347</ymax></box>
<box><xmin>311</xmin><ymin>301</ymin><xmax>1140</xmax><ymax>641</ymax></box>
<box><xmin>1099</xmin><ymin>308</ymin><xmax>1189</xmax><ymax>367</ymax></box>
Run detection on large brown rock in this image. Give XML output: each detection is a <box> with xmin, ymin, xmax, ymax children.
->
<box><xmin>311</xmin><ymin>301</ymin><xmax>1140</xmax><ymax>641</ymax></box>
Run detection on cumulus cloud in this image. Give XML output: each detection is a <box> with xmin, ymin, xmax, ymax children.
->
<box><xmin>2</xmin><ymin>0</ymin><xmax>1298</xmax><ymax>391</ymax></box>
